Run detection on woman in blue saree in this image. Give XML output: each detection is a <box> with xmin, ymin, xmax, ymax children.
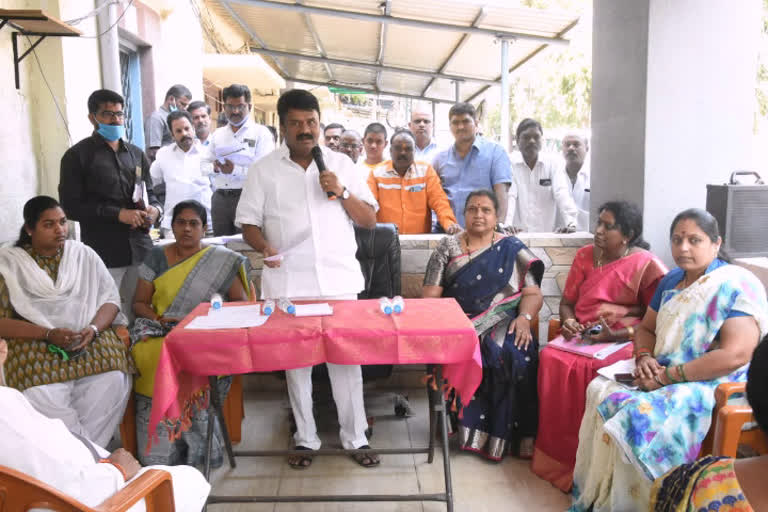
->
<box><xmin>570</xmin><ymin>209</ymin><xmax>768</xmax><ymax>511</ymax></box>
<box><xmin>423</xmin><ymin>189</ymin><xmax>544</xmax><ymax>460</ymax></box>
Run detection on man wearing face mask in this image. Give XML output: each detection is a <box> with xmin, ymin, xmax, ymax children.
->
<box><xmin>144</xmin><ymin>84</ymin><xmax>192</xmax><ymax>163</ymax></box>
<box><xmin>202</xmin><ymin>84</ymin><xmax>275</xmax><ymax>236</ymax></box>
<box><xmin>150</xmin><ymin>111</ymin><xmax>213</xmax><ymax>239</ymax></box>
<box><xmin>59</xmin><ymin>89</ymin><xmax>162</xmax><ymax>321</ymax></box>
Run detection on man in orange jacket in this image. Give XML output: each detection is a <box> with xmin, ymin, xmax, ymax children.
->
<box><xmin>368</xmin><ymin>130</ymin><xmax>461</xmax><ymax>234</ymax></box>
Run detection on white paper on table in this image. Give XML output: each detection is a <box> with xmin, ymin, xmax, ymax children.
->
<box><xmin>264</xmin><ymin>236</ymin><xmax>313</xmax><ymax>262</ymax></box>
<box><xmin>185</xmin><ymin>304</ymin><xmax>269</xmax><ymax>329</ymax></box>
<box><xmin>293</xmin><ymin>303</ymin><xmax>334</xmax><ymax>317</ymax></box>
<box><xmin>597</xmin><ymin>358</ymin><xmax>638</xmax><ymax>389</ymax></box>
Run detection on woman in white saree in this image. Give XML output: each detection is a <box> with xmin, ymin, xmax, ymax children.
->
<box><xmin>0</xmin><ymin>196</ymin><xmax>133</xmax><ymax>446</ymax></box>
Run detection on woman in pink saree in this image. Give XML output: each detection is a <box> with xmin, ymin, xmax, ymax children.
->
<box><xmin>532</xmin><ymin>201</ymin><xmax>667</xmax><ymax>491</ymax></box>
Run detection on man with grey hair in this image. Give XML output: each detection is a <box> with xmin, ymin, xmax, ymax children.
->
<box><xmin>561</xmin><ymin>132</ymin><xmax>590</xmax><ymax>231</ymax></box>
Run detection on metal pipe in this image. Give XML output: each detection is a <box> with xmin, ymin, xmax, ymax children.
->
<box><xmin>250</xmin><ymin>47</ymin><xmax>500</xmax><ymax>85</ymax></box>
<box><xmin>228</xmin><ymin>0</ymin><xmax>571</xmax><ymax>45</ymax></box>
<box><xmin>219</xmin><ymin>0</ymin><xmax>289</xmax><ymax>77</ymax></box>
<box><xmin>207</xmin><ymin>493</ymin><xmax>448</xmax><ymax>503</ymax></box>
<box><xmin>454</xmin><ymin>81</ymin><xmax>460</xmax><ymax>102</ymax></box>
<box><xmin>464</xmin><ymin>18</ymin><xmax>580</xmax><ymax>104</ymax></box>
<box><xmin>234</xmin><ymin>447</ymin><xmax>430</xmax><ymax>456</ymax></box>
<box><xmin>286</xmin><ymin>77</ymin><xmax>453</xmax><ymax>104</ymax></box>
<box><xmin>500</xmin><ymin>38</ymin><xmax>510</xmax><ymax>152</ymax></box>
<box><xmin>421</xmin><ymin>7</ymin><xmax>486</xmax><ymax>97</ymax></box>
<box><xmin>96</xmin><ymin>0</ymin><xmax>121</xmax><ymax>92</ymax></box>
<box><xmin>295</xmin><ymin>0</ymin><xmax>333</xmax><ymax>79</ymax></box>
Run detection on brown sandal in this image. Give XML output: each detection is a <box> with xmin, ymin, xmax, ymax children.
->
<box><xmin>351</xmin><ymin>445</ymin><xmax>380</xmax><ymax>468</ymax></box>
<box><xmin>288</xmin><ymin>446</ymin><xmax>313</xmax><ymax>469</ymax></box>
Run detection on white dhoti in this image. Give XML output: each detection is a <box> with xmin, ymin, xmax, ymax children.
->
<box><xmin>285</xmin><ymin>295</ymin><xmax>369</xmax><ymax>450</ymax></box>
<box><xmin>23</xmin><ymin>370</ymin><xmax>131</xmax><ymax>447</ymax></box>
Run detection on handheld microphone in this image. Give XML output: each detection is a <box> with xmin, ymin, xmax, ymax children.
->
<box><xmin>311</xmin><ymin>145</ymin><xmax>336</xmax><ymax>199</ymax></box>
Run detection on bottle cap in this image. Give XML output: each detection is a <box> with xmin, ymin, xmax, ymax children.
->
<box><xmin>287</xmin><ymin>305</ymin><xmax>296</xmax><ymax>314</ymax></box>
<box><xmin>393</xmin><ymin>305</ymin><xmax>402</xmax><ymax>313</ymax></box>
<box><xmin>384</xmin><ymin>305</ymin><xmax>392</xmax><ymax>314</ymax></box>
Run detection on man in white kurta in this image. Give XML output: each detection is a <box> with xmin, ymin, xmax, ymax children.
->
<box><xmin>0</xmin><ymin>340</ymin><xmax>210</xmax><ymax>512</ymax></box>
<box><xmin>506</xmin><ymin>118</ymin><xmax>579</xmax><ymax>232</ymax></box>
<box><xmin>236</xmin><ymin>89</ymin><xmax>379</xmax><ymax>466</ymax></box>
<box><xmin>150</xmin><ymin>111</ymin><xmax>213</xmax><ymax>239</ymax></box>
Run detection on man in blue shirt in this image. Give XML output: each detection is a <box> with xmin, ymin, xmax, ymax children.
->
<box><xmin>433</xmin><ymin>103</ymin><xmax>511</xmax><ymax>228</ymax></box>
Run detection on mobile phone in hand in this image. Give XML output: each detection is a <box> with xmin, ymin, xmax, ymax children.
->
<box><xmin>614</xmin><ymin>372</ymin><xmax>635</xmax><ymax>385</ymax></box>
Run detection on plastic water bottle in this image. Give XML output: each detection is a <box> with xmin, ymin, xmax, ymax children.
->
<box><xmin>392</xmin><ymin>296</ymin><xmax>405</xmax><ymax>314</ymax></box>
<box><xmin>210</xmin><ymin>293</ymin><xmax>223</xmax><ymax>313</ymax></box>
<box><xmin>278</xmin><ymin>297</ymin><xmax>296</xmax><ymax>315</ymax></box>
<box><xmin>379</xmin><ymin>297</ymin><xmax>393</xmax><ymax>315</ymax></box>
<box><xmin>262</xmin><ymin>299</ymin><xmax>275</xmax><ymax>316</ymax></box>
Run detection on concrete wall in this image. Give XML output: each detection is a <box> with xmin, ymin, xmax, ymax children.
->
<box><xmin>0</xmin><ymin>0</ymin><xmax>206</xmax><ymax>245</ymax></box>
<box><xmin>642</xmin><ymin>0</ymin><xmax>761</xmax><ymax>263</ymax></box>
<box><xmin>591</xmin><ymin>0</ymin><xmax>761</xmax><ymax>264</ymax></box>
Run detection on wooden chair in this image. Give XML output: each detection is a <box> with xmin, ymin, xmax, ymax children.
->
<box><xmin>709</xmin><ymin>382</ymin><xmax>768</xmax><ymax>457</ymax></box>
<box><xmin>547</xmin><ymin>318</ymin><xmax>561</xmax><ymax>342</ymax></box>
<box><xmin>0</xmin><ymin>465</ymin><xmax>174</xmax><ymax>512</ymax></box>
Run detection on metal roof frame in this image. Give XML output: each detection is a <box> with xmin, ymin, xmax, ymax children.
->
<box><xmin>211</xmin><ymin>0</ymin><xmax>580</xmax><ymax>114</ymax></box>
<box><xmin>227</xmin><ymin>0</ymin><xmax>571</xmax><ymax>45</ymax></box>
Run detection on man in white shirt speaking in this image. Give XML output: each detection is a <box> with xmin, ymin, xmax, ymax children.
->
<box><xmin>150</xmin><ymin>110</ymin><xmax>213</xmax><ymax>239</ymax></box>
<box><xmin>236</xmin><ymin>89</ymin><xmax>380</xmax><ymax>470</ymax></box>
<box><xmin>507</xmin><ymin>118</ymin><xmax>579</xmax><ymax>233</ymax></box>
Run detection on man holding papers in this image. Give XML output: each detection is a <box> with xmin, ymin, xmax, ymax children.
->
<box><xmin>236</xmin><ymin>89</ymin><xmax>380</xmax><ymax>469</ymax></box>
<box><xmin>202</xmin><ymin>84</ymin><xmax>275</xmax><ymax>236</ymax></box>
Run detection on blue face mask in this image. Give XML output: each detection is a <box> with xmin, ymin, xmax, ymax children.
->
<box><xmin>97</xmin><ymin>123</ymin><xmax>125</xmax><ymax>142</ymax></box>
<box><xmin>169</xmin><ymin>105</ymin><xmax>178</xmax><ymax>113</ymax></box>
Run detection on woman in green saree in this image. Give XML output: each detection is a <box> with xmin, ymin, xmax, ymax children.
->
<box><xmin>131</xmin><ymin>200</ymin><xmax>250</xmax><ymax>467</ymax></box>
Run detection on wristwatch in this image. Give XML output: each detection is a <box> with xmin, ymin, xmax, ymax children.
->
<box><xmin>340</xmin><ymin>187</ymin><xmax>350</xmax><ymax>200</ymax></box>
<box><xmin>89</xmin><ymin>324</ymin><xmax>99</xmax><ymax>337</ymax></box>
<box><xmin>522</xmin><ymin>313</ymin><xmax>532</xmax><ymax>321</ymax></box>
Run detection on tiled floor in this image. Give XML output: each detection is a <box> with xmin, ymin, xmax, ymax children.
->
<box><xmin>208</xmin><ymin>387</ymin><xmax>570</xmax><ymax>511</ymax></box>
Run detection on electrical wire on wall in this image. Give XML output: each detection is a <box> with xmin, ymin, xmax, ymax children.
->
<box><xmin>24</xmin><ymin>35</ymin><xmax>72</xmax><ymax>147</ymax></box>
<box><xmin>77</xmin><ymin>0</ymin><xmax>135</xmax><ymax>39</ymax></box>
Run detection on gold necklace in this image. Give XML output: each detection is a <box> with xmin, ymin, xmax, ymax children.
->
<box><xmin>465</xmin><ymin>232</ymin><xmax>495</xmax><ymax>257</ymax></box>
<box><xmin>597</xmin><ymin>245</ymin><xmax>629</xmax><ymax>268</ymax></box>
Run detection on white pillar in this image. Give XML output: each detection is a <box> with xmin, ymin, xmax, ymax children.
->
<box><xmin>591</xmin><ymin>0</ymin><xmax>761</xmax><ymax>264</ymax></box>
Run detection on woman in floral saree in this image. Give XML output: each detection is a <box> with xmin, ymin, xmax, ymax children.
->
<box><xmin>423</xmin><ymin>189</ymin><xmax>544</xmax><ymax>460</ymax></box>
<box><xmin>131</xmin><ymin>200</ymin><xmax>250</xmax><ymax>467</ymax></box>
<box><xmin>569</xmin><ymin>208</ymin><xmax>768</xmax><ymax>511</ymax></box>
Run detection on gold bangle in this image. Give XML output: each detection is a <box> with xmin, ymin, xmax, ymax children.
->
<box><xmin>626</xmin><ymin>325</ymin><xmax>635</xmax><ymax>339</ymax></box>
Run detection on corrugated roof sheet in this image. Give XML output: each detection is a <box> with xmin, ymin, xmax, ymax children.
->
<box><xmin>209</xmin><ymin>0</ymin><xmax>581</xmax><ymax>103</ymax></box>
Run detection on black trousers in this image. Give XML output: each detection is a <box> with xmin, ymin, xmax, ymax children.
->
<box><xmin>211</xmin><ymin>188</ymin><xmax>243</xmax><ymax>236</ymax></box>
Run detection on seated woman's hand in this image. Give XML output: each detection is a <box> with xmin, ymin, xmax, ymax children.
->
<box><xmin>158</xmin><ymin>316</ymin><xmax>182</xmax><ymax>328</ymax></box>
<box><xmin>508</xmin><ymin>315</ymin><xmax>533</xmax><ymax>351</ymax></box>
<box><xmin>582</xmin><ymin>317</ymin><xmax>618</xmax><ymax>344</ymax></box>
<box><xmin>632</xmin><ymin>372</ymin><xmax>664</xmax><ymax>392</ymax></box>
<box><xmin>68</xmin><ymin>326</ymin><xmax>96</xmax><ymax>352</ymax></box>
<box><xmin>46</xmin><ymin>328</ymin><xmax>83</xmax><ymax>350</ymax></box>
<box><xmin>561</xmin><ymin>318</ymin><xmax>585</xmax><ymax>340</ymax></box>
<box><xmin>635</xmin><ymin>354</ymin><xmax>663</xmax><ymax>380</ymax></box>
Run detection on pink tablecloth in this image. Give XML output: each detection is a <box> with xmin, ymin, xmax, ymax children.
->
<box><xmin>148</xmin><ymin>298</ymin><xmax>482</xmax><ymax>441</ymax></box>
